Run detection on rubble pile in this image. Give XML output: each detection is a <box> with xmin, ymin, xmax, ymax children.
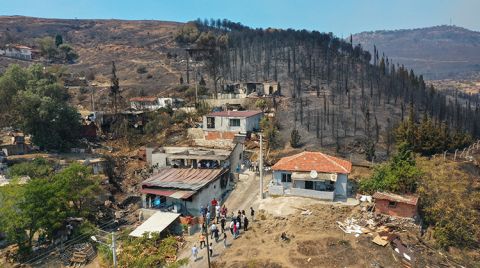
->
<box><xmin>60</xmin><ymin>242</ymin><xmax>96</xmax><ymax>267</ymax></box>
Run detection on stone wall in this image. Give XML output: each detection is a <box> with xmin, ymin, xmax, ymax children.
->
<box><xmin>268</xmin><ymin>185</ymin><xmax>284</xmax><ymax>196</ymax></box>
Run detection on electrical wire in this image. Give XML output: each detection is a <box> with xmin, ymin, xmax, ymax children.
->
<box><xmin>22</xmin><ymin>220</ymin><xmax>116</xmax><ymax>264</ymax></box>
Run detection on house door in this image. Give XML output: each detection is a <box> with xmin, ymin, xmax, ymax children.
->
<box><xmin>305</xmin><ymin>181</ymin><xmax>314</xmax><ymax>190</ymax></box>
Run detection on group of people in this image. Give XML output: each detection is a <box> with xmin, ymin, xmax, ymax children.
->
<box><xmin>192</xmin><ymin>198</ymin><xmax>256</xmax><ymax>262</ymax></box>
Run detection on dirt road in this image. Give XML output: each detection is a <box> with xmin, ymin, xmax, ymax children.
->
<box><xmin>179</xmin><ymin>170</ymin><xmax>262</xmax><ymax>267</ymax></box>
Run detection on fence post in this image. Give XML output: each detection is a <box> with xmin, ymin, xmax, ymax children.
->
<box><xmin>443</xmin><ymin>151</ymin><xmax>447</xmax><ymax>160</ymax></box>
<box><xmin>454</xmin><ymin>149</ymin><xmax>458</xmax><ymax>161</ymax></box>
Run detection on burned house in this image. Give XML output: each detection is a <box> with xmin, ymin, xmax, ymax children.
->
<box><xmin>0</xmin><ymin>45</ymin><xmax>32</xmax><ymax>60</ymax></box>
<box><xmin>129</xmin><ymin>97</ymin><xmax>184</xmax><ymax>111</ymax></box>
<box><xmin>0</xmin><ymin>132</ymin><xmax>29</xmax><ymax>156</ymax></box>
<box><xmin>140</xmin><ymin>168</ymin><xmax>229</xmax><ymax>215</ymax></box>
<box><xmin>221</xmin><ymin>81</ymin><xmax>281</xmax><ymax>97</ymax></box>
<box><xmin>129</xmin><ymin>97</ymin><xmax>162</xmax><ymax>111</ymax></box>
<box><xmin>373</xmin><ymin>192</ymin><xmax>419</xmax><ymax>219</ymax></box>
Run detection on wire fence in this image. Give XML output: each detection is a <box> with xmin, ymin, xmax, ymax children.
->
<box><xmin>432</xmin><ymin>140</ymin><xmax>480</xmax><ymax>163</ymax></box>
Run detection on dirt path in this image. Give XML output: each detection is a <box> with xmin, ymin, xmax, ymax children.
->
<box><xmin>179</xmin><ymin>170</ymin><xmax>261</xmax><ymax>267</ymax></box>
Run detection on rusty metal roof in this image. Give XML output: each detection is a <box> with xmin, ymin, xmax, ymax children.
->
<box><xmin>206</xmin><ymin>110</ymin><xmax>263</xmax><ymax>118</ymax></box>
<box><xmin>373</xmin><ymin>192</ymin><xmax>419</xmax><ymax>206</ymax></box>
<box><xmin>141</xmin><ymin>168</ymin><xmax>228</xmax><ymax>192</ymax></box>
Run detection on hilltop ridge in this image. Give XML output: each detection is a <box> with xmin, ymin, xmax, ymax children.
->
<box><xmin>352</xmin><ymin>25</ymin><xmax>480</xmax><ymax>79</ymax></box>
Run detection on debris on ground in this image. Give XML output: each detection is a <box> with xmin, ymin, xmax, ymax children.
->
<box><xmin>61</xmin><ymin>242</ymin><xmax>96</xmax><ymax>267</ymax></box>
<box><xmin>337</xmin><ymin>218</ymin><xmax>364</xmax><ymax>236</ymax></box>
<box><xmin>300</xmin><ymin>209</ymin><xmax>312</xmax><ymax>216</ymax></box>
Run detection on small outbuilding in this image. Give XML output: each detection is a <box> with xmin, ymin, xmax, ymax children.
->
<box><xmin>373</xmin><ymin>192</ymin><xmax>419</xmax><ymax>218</ymax></box>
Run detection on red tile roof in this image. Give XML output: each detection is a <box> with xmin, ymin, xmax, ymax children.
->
<box><xmin>373</xmin><ymin>192</ymin><xmax>419</xmax><ymax>206</ymax></box>
<box><xmin>129</xmin><ymin>96</ymin><xmax>158</xmax><ymax>102</ymax></box>
<box><xmin>272</xmin><ymin>151</ymin><xmax>352</xmax><ymax>174</ymax></box>
<box><xmin>206</xmin><ymin>110</ymin><xmax>263</xmax><ymax>118</ymax></box>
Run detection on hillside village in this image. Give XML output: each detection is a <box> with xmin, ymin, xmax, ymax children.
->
<box><xmin>0</xmin><ymin>15</ymin><xmax>479</xmax><ymax>268</ymax></box>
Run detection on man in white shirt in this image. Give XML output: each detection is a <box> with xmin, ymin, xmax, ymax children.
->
<box><xmin>191</xmin><ymin>244</ymin><xmax>198</xmax><ymax>261</ymax></box>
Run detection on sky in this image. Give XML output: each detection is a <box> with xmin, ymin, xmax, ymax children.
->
<box><xmin>2</xmin><ymin>0</ymin><xmax>480</xmax><ymax>36</ymax></box>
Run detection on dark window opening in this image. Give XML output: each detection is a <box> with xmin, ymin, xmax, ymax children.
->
<box><xmin>207</xmin><ymin>117</ymin><xmax>215</xmax><ymax>128</ymax></box>
<box><xmin>305</xmin><ymin>180</ymin><xmax>314</xmax><ymax>190</ymax></box>
<box><xmin>281</xmin><ymin>173</ymin><xmax>292</xmax><ymax>183</ymax></box>
<box><xmin>229</xmin><ymin>118</ymin><xmax>240</xmax><ymax>127</ymax></box>
<box><xmin>388</xmin><ymin>201</ymin><xmax>397</xmax><ymax>208</ymax></box>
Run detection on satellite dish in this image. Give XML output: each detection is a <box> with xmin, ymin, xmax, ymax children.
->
<box><xmin>310</xmin><ymin>170</ymin><xmax>318</xmax><ymax>179</ymax></box>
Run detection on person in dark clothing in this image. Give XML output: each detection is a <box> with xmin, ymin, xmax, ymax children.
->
<box><xmin>236</xmin><ymin>214</ymin><xmax>242</xmax><ymax>229</ymax></box>
<box><xmin>250</xmin><ymin>207</ymin><xmax>255</xmax><ymax>221</ymax></box>
<box><xmin>244</xmin><ymin>216</ymin><xmax>249</xmax><ymax>231</ymax></box>
<box><xmin>214</xmin><ymin>229</ymin><xmax>219</xmax><ymax>242</ymax></box>
<box><xmin>220</xmin><ymin>217</ymin><xmax>226</xmax><ymax>233</ymax></box>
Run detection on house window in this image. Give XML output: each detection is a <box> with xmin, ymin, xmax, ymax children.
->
<box><xmin>281</xmin><ymin>173</ymin><xmax>292</xmax><ymax>183</ymax></box>
<box><xmin>207</xmin><ymin>117</ymin><xmax>215</xmax><ymax>128</ymax></box>
<box><xmin>388</xmin><ymin>201</ymin><xmax>397</xmax><ymax>208</ymax></box>
<box><xmin>229</xmin><ymin>119</ymin><xmax>240</xmax><ymax>127</ymax></box>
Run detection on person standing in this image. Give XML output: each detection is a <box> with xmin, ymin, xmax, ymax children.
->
<box><xmin>215</xmin><ymin>204</ymin><xmax>221</xmax><ymax>223</ymax></box>
<box><xmin>236</xmin><ymin>212</ymin><xmax>242</xmax><ymax>229</ymax></box>
<box><xmin>229</xmin><ymin>220</ymin><xmax>234</xmax><ymax>235</ymax></box>
<box><xmin>199</xmin><ymin>233</ymin><xmax>206</xmax><ymax>249</ymax></box>
<box><xmin>206</xmin><ymin>211</ymin><xmax>211</xmax><ymax>225</ymax></box>
<box><xmin>244</xmin><ymin>216</ymin><xmax>249</xmax><ymax>231</ymax></box>
<box><xmin>192</xmin><ymin>244</ymin><xmax>198</xmax><ymax>261</ymax></box>
<box><xmin>211</xmin><ymin>198</ymin><xmax>218</xmax><ymax>220</ymax></box>
<box><xmin>233</xmin><ymin>221</ymin><xmax>238</xmax><ymax>239</ymax></box>
<box><xmin>220</xmin><ymin>216</ymin><xmax>226</xmax><ymax>233</ymax></box>
<box><xmin>210</xmin><ymin>223</ymin><xmax>217</xmax><ymax>239</ymax></box>
<box><xmin>250</xmin><ymin>207</ymin><xmax>255</xmax><ymax>221</ymax></box>
<box><xmin>209</xmin><ymin>243</ymin><xmax>213</xmax><ymax>257</ymax></box>
<box><xmin>223</xmin><ymin>232</ymin><xmax>227</xmax><ymax>248</ymax></box>
<box><xmin>214</xmin><ymin>228</ymin><xmax>219</xmax><ymax>242</ymax></box>
<box><xmin>235</xmin><ymin>220</ymin><xmax>240</xmax><ymax>237</ymax></box>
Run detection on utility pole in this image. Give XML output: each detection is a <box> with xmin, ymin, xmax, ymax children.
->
<box><xmin>204</xmin><ymin>216</ymin><xmax>211</xmax><ymax>268</ymax></box>
<box><xmin>259</xmin><ymin>134</ymin><xmax>264</xmax><ymax>199</ymax></box>
<box><xmin>112</xmin><ymin>232</ymin><xmax>117</xmax><ymax>268</ymax></box>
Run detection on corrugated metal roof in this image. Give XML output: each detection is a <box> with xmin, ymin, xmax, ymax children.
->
<box><xmin>272</xmin><ymin>151</ymin><xmax>352</xmax><ymax>174</ymax></box>
<box><xmin>140</xmin><ymin>188</ymin><xmax>196</xmax><ymax>199</ymax></box>
<box><xmin>373</xmin><ymin>192</ymin><xmax>419</xmax><ymax>205</ymax></box>
<box><xmin>142</xmin><ymin>168</ymin><xmax>228</xmax><ymax>191</ymax></box>
<box><xmin>206</xmin><ymin>110</ymin><xmax>263</xmax><ymax>118</ymax></box>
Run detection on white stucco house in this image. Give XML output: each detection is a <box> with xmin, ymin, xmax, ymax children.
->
<box><xmin>269</xmin><ymin>151</ymin><xmax>352</xmax><ymax>201</ymax></box>
<box><xmin>146</xmin><ymin>143</ymin><xmax>244</xmax><ymax>176</ymax></box>
<box><xmin>202</xmin><ymin>110</ymin><xmax>263</xmax><ymax>140</ymax></box>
